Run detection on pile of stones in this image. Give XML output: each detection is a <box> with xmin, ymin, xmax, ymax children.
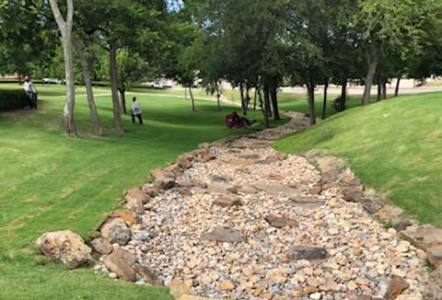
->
<box><xmin>36</xmin><ymin>112</ymin><xmax>442</xmax><ymax>300</ymax></box>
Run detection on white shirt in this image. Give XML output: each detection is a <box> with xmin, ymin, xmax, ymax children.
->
<box><xmin>24</xmin><ymin>81</ymin><xmax>37</xmax><ymax>93</ymax></box>
<box><xmin>132</xmin><ymin>100</ymin><xmax>142</xmax><ymax>114</ymax></box>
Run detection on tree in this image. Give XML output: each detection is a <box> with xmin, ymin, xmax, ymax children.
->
<box><xmin>49</xmin><ymin>0</ymin><xmax>78</xmax><ymax>137</ymax></box>
<box><xmin>74</xmin><ymin>36</ymin><xmax>103</xmax><ymax>135</ymax></box>
<box><xmin>356</xmin><ymin>0</ymin><xmax>430</xmax><ymax>105</ymax></box>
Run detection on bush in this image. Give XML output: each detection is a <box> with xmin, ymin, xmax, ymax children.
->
<box><xmin>0</xmin><ymin>89</ymin><xmax>28</xmax><ymax>111</ymax></box>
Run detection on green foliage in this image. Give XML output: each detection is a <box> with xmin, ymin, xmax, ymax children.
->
<box><xmin>0</xmin><ymin>89</ymin><xmax>27</xmax><ymax>111</ymax></box>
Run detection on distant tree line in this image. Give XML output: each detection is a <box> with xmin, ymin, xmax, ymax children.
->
<box><xmin>1</xmin><ymin>0</ymin><xmax>442</xmax><ymax>136</ymax></box>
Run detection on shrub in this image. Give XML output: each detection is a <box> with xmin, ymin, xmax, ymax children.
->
<box><xmin>0</xmin><ymin>89</ymin><xmax>28</xmax><ymax>111</ymax></box>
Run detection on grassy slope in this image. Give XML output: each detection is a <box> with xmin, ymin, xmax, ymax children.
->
<box><xmin>0</xmin><ymin>84</ymin><xmax>283</xmax><ymax>300</ymax></box>
<box><xmin>275</xmin><ymin>92</ymin><xmax>442</xmax><ymax>227</ymax></box>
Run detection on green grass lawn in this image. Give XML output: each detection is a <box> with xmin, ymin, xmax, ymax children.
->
<box><xmin>275</xmin><ymin>92</ymin><xmax>442</xmax><ymax>227</ymax></box>
<box><xmin>0</xmin><ymin>84</ymin><xmax>284</xmax><ymax>300</ymax></box>
<box><xmin>223</xmin><ymin>88</ymin><xmax>370</xmax><ymax>118</ymax></box>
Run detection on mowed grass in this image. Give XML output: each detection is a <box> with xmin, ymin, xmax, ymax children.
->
<box><xmin>223</xmin><ymin>88</ymin><xmax>370</xmax><ymax>118</ymax></box>
<box><xmin>275</xmin><ymin>92</ymin><xmax>442</xmax><ymax>227</ymax></box>
<box><xmin>0</xmin><ymin>84</ymin><xmax>283</xmax><ymax>300</ymax></box>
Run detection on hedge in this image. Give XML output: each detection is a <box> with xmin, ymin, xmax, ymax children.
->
<box><xmin>0</xmin><ymin>89</ymin><xmax>28</xmax><ymax>111</ymax></box>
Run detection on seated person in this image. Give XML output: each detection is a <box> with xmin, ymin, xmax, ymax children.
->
<box><xmin>225</xmin><ymin>112</ymin><xmax>256</xmax><ymax>129</ymax></box>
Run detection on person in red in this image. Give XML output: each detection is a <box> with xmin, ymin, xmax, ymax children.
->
<box><xmin>225</xmin><ymin>112</ymin><xmax>256</xmax><ymax>129</ymax></box>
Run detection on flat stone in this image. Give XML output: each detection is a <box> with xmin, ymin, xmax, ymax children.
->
<box><xmin>384</xmin><ymin>275</ymin><xmax>409</xmax><ymax>300</ymax></box>
<box><xmin>290</xmin><ymin>196</ymin><xmax>325</xmax><ymax>208</ymax></box>
<box><xmin>213</xmin><ymin>195</ymin><xmax>242</xmax><ymax>208</ymax></box>
<box><xmin>254</xmin><ymin>183</ymin><xmax>299</xmax><ymax>197</ymax></box>
<box><xmin>239</xmin><ymin>154</ymin><xmax>260</xmax><ymax>160</ymax></box>
<box><xmin>142</xmin><ymin>185</ymin><xmax>159</xmax><ymax>197</ymax></box>
<box><xmin>103</xmin><ymin>248</ymin><xmax>136</xmax><ymax>282</ymax></box>
<box><xmin>265</xmin><ymin>215</ymin><xmax>298</xmax><ymax>228</ymax></box>
<box><xmin>36</xmin><ymin>230</ymin><xmax>91</xmax><ymax>269</ymax></box>
<box><xmin>210</xmin><ymin>175</ymin><xmax>231</xmax><ymax>183</ymax></box>
<box><xmin>234</xmin><ymin>185</ymin><xmax>258</xmax><ymax>194</ymax></box>
<box><xmin>400</xmin><ymin>224</ymin><xmax>442</xmax><ymax>251</ymax></box>
<box><xmin>90</xmin><ymin>238</ymin><xmax>113</xmax><ymax>255</ymax></box>
<box><xmin>202</xmin><ymin>227</ymin><xmax>246</xmax><ymax>243</ymax></box>
<box><xmin>108</xmin><ymin>210</ymin><xmax>139</xmax><ymax>226</ymax></box>
<box><xmin>393</xmin><ymin>219</ymin><xmax>413</xmax><ymax>231</ymax></box>
<box><xmin>341</xmin><ymin>185</ymin><xmax>364</xmax><ymax>202</ymax></box>
<box><xmin>287</xmin><ymin>245</ymin><xmax>328</xmax><ymax>261</ymax></box>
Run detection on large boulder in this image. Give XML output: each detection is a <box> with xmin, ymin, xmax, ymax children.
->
<box><xmin>36</xmin><ymin>230</ymin><xmax>91</xmax><ymax>269</ymax></box>
<box><xmin>384</xmin><ymin>275</ymin><xmax>409</xmax><ymax>300</ymax></box>
<box><xmin>103</xmin><ymin>248</ymin><xmax>137</xmax><ymax>282</ymax></box>
<box><xmin>100</xmin><ymin>218</ymin><xmax>131</xmax><ymax>246</ymax></box>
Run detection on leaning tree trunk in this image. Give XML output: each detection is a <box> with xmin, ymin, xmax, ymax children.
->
<box><xmin>362</xmin><ymin>48</ymin><xmax>381</xmax><ymax>106</ymax></box>
<box><xmin>395</xmin><ymin>76</ymin><xmax>401</xmax><ymax>97</ymax></box>
<box><xmin>189</xmin><ymin>87</ymin><xmax>196</xmax><ymax>112</ymax></box>
<box><xmin>263</xmin><ymin>84</ymin><xmax>271</xmax><ymax>128</ymax></box>
<box><xmin>270</xmin><ymin>83</ymin><xmax>280</xmax><ymax>121</ymax></box>
<box><xmin>377</xmin><ymin>75</ymin><xmax>382</xmax><ymax>102</ymax></box>
<box><xmin>322</xmin><ymin>78</ymin><xmax>329</xmax><ymax>119</ymax></box>
<box><xmin>306</xmin><ymin>81</ymin><xmax>316</xmax><ymax>125</ymax></box>
<box><xmin>76</xmin><ymin>39</ymin><xmax>102</xmax><ymax>136</ymax></box>
<box><xmin>109</xmin><ymin>43</ymin><xmax>124</xmax><ymax>135</ymax></box>
<box><xmin>49</xmin><ymin>0</ymin><xmax>78</xmax><ymax>137</ymax></box>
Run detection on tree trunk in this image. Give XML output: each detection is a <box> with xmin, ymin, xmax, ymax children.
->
<box><xmin>245</xmin><ymin>86</ymin><xmax>251</xmax><ymax>110</ymax></box>
<box><xmin>362</xmin><ymin>48</ymin><xmax>381</xmax><ymax>106</ymax></box>
<box><xmin>270</xmin><ymin>82</ymin><xmax>280</xmax><ymax>121</ymax></box>
<box><xmin>257</xmin><ymin>87</ymin><xmax>263</xmax><ymax>111</ymax></box>
<box><xmin>306</xmin><ymin>82</ymin><xmax>316</xmax><ymax>125</ymax></box>
<box><xmin>118</xmin><ymin>83</ymin><xmax>127</xmax><ymax>114</ymax></box>
<box><xmin>382</xmin><ymin>81</ymin><xmax>387</xmax><ymax>100</ymax></box>
<box><xmin>395</xmin><ymin>76</ymin><xmax>401</xmax><ymax>97</ymax></box>
<box><xmin>109</xmin><ymin>43</ymin><xmax>124</xmax><ymax>135</ymax></box>
<box><xmin>49</xmin><ymin>0</ymin><xmax>78</xmax><ymax>137</ymax></box>
<box><xmin>377</xmin><ymin>75</ymin><xmax>382</xmax><ymax>102</ymax></box>
<box><xmin>239</xmin><ymin>82</ymin><xmax>246</xmax><ymax>115</ymax></box>
<box><xmin>215</xmin><ymin>82</ymin><xmax>221</xmax><ymax>111</ymax></box>
<box><xmin>76</xmin><ymin>39</ymin><xmax>102</xmax><ymax>136</ymax></box>
<box><xmin>263</xmin><ymin>84</ymin><xmax>271</xmax><ymax>128</ymax></box>
<box><xmin>253</xmin><ymin>87</ymin><xmax>257</xmax><ymax>111</ymax></box>
<box><xmin>189</xmin><ymin>87</ymin><xmax>196</xmax><ymax>112</ymax></box>
<box><xmin>341</xmin><ymin>80</ymin><xmax>347</xmax><ymax>110</ymax></box>
<box><xmin>322</xmin><ymin>78</ymin><xmax>329</xmax><ymax>119</ymax></box>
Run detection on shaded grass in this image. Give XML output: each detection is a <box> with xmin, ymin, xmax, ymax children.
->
<box><xmin>274</xmin><ymin>92</ymin><xmax>442</xmax><ymax>227</ymax></box>
<box><xmin>0</xmin><ymin>84</ymin><xmax>284</xmax><ymax>299</ymax></box>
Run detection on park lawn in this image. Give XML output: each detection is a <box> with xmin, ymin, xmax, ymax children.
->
<box><xmin>223</xmin><ymin>88</ymin><xmax>369</xmax><ymax>118</ymax></box>
<box><xmin>274</xmin><ymin>92</ymin><xmax>442</xmax><ymax>227</ymax></box>
<box><xmin>0</xmin><ymin>84</ymin><xmax>285</xmax><ymax>300</ymax></box>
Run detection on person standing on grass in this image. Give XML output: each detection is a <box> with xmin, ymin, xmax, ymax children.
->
<box><xmin>131</xmin><ymin>97</ymin><xmax>143</xmax><ymax>124</ymax></box>
<box><xmin>23</xmin><ymin>76</ymin><xmax>37</xmax><ymax>109</ymax></box>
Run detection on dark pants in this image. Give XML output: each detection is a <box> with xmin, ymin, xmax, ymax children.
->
<box><xmin>26</xmin><ymin>92</ymin><xmax>37</xmax><ymax>109</ymax></box>
<box><xmin>132</xmin><ymin>113</ymin><xmax>143</xmax><ymax>124</ymax></box>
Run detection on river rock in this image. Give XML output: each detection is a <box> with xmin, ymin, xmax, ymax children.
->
<box><xmin>202</xmin><ymin>227</ymin><xmax>246</xmax><ymax>243</ymax></box>
<box><xmin>384</xmin><ymin>275</ymin><xmax>409</xmax><ymax>300</ymax></box>
<box><xmin>125</xmin><ymin>188</ymin><xmax>146</xmax><ymax>213</ymax></box>
<box><xmin>103</xmin><ymin>248</ymin><xmax>137</xmax><ymax>282</ymax></box>
<box><xmin>265</xmin><ymin>215</ymin><xmax>298</xmax><ymax>228</ymax></box>
<box><xmin>90</xmin><ymin>237</ymin><xmax>113</xmax><ymax>255</ymax></box>
<box><xmin>36</xmin><ymin>230</ymin><xmax>91</xmax><ymax>269</ymax></box>
<box><xmin>151</xmin><ymin>168</ymin><xmax>176</xmax><ymax>190</ymax></box>
<box><xmin>213</xmin><ymin>194</ymin><xmax>242</xmax><ymax>208</ymax></box>
<box><xmin>287</xmin><ymin>245</ymin><xmax>328</xmax><ymax>261</ymax></box>
<box><xmin>101</xmin><ymin>218</ymin><xmax>131</xmax><ymax>246</ymax></box>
